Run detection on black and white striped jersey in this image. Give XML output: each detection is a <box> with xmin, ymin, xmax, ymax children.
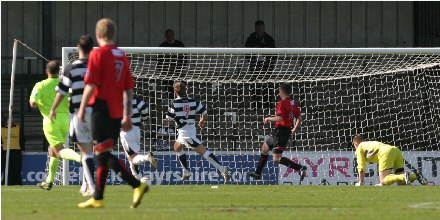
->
<box><xmin>56</xmin><ymin>59</ymin><xmax>88</xmax><ymax>113</ymax></box>
<box><xmin>132</xmin><ymin>95</ymin><xmax>148</xmax><ymax>127</ymax></box>
<box><xmin>166</xmin><ymin>97</ymin><xmax>207</xmax><ymax>129</ymax></box>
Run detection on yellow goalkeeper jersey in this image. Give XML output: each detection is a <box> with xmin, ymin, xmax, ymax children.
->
<box><xmin>30</xmin><ymin>78</ymin><xmax>69</xmax><ymax>120</ymax></box>
<box><xmin>355</xmin><ymin>141</ymin><xmax>394</xmax><ymax>172</ymax></box>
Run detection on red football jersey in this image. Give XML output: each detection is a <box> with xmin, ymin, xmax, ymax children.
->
<box><xmin>275</xmin><ymin>98</ymin><xmax>301</xmax><ymax>128</ymax></box>
<box><xmin>85</xmin><ymin>45</ymin><xmax>134</xmax><ymax>118</ymax></box>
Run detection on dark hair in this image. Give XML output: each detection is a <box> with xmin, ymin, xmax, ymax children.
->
<box><xmin>353</xmin><ymin>134</ymin><xmax>365</xmax><ymax>143</ymax></box>
<box><xmin>279</xmin><ymin>83</ymin><xmax>292</xmax><ymax>95</ymax></box>
<box><xmin>174</xmin><ymin>81</ymin><xmax>187</xmax><ymax>97</ymax></box>
<box><xmin>46</xmin><ymin>60</ymin><xmax>60</xmax><ymax>75</ymax></box>
<box><xmin>165</xmin><ymin>29</ymin><xmax>174</xmax><ymax>37</ymax></box>
<box><xmin>255</xmin><ymin>20</ymin><xmax>265</xmax><ymax>26</ymax></box>
<box><xmin>78</xmin><ymin>35</ymin><xmax>94</xmax><ymax>54</ymax></box>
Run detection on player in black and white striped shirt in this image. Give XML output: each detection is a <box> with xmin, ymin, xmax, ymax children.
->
<box><xmin>50</xmin><ymin>35</ymin><xmax>95</xmax><ymax>196</ymax></box>
<box><xmin>167</xmin><ymin>82</ymin><xmax>230</xmax><ymax>183</ymax></box>
<box><xmin>120</xmin><ymin>94</ymin><xmax>158</xmax><ymax>180</ymax></box>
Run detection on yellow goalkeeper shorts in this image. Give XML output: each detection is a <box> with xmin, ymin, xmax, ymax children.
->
<box><xmin>378</xmin><ymin>146</ymin><xmax>404</xmax><ymax>172</ymax></box>
<box><xmin>42</xmin><ymin>114</ymin><xmax>69</xmax><ymax>147</ymax></box>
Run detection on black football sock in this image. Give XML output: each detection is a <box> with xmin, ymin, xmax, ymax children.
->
<box><xmin>279</xmin><ymin>157</ymin><xmax>303</xmax><ymax>171</ymax></box>
<box><xmin>176</xmin><ymin>151</ymin><xmax>189</xmax><ymax>171</ymax></box>
<box><xmin>82</xmin><ymin>154</ymin><xmax>96</xmax><ymax>190</ymax></box>
<box><xmin>256</xmin><ymin>154</ymin><xmax>269</xmax><ymax>175</ymax></box>
<box><xmin>94</xmin><ymin>152</ymin><xmax>110</xmax><ymax>200</ymax></box>
<box><xmin>107</xmin><ymin>153</ymin><xmax>141</xmax><ymax>188</ymax></box>
<box><xmin>134</xmin><ymin>164</ymin><xmax>140</xmax><ymax>174</ymax></box>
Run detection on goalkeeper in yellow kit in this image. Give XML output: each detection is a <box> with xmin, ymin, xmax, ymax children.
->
<box><xmin>30</xmin><ymin>61</ymin><xmax>82</xmax><ymax>190</ymax></box>
<box><xmin>352</xmin><ymin>135</ymin><xmax>427</xmax><ymax>186</ymax></box>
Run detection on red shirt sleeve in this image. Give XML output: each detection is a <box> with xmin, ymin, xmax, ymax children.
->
<box><xmin>123</xmin><ymin>56</ymin><xmax>135</xmax><ymax>90</ymax></box>
<box><xmin>292</xmin><ymin>102</ymin><xmax>302</xmax><ymax>118</ymax></box>
<box><xmin>85</xmin><ymin>49</ymin><xmax>102</xmax><ymax>86</ymax></box>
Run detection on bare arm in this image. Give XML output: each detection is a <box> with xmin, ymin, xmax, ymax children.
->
<box><xmin>50</xmin><ymin>93</ymin><xmax>66</xmax><ymax>121</ymax></box>
<box><xmin>121</xmin><ymin>89</ymin><xmax>133</xmax><ymax>131</ymax></box>
<box><xmin>357</xmin><ymin>170</ymin><xmax>365</xmax><ymax>186</ymax></box>
<box><xmin>264</xmin><ymin>116</ymin><xmax>283</xmax><ymax>124</ymax></box>
<box><xmin>291</xmin><ymin>115</ymin><xmax>302</xmax><ymax>134</ymax></box>
<box><xmin>123</xmin><ymin>89</ymin><xmax>133</xmax><ymax>118</ymax></box>
<box><xmin>78</xmin><ymin>83</ymin><xmax>97</xmax><ymax>121</ymax></box>
<box><xmin>199</xmin><ymin>114</ymin><xmax>208</xmax><ymax>128</ymax></box>
<box><xmin>29</xmin><ymin>100</ymin><xmax>38</xmax><ymax>109</ymax></box>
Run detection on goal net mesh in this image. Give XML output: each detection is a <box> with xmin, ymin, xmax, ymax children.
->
<box><xmin>58</xmin><ymin>48</ymin><xmax>440</xmax><ymax>186</ymax></box>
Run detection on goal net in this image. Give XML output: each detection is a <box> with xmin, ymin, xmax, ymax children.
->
<box><xmin>59</xmin><ymin>47</ymin><xmax>440</xmax><ymax>186</ymax></box>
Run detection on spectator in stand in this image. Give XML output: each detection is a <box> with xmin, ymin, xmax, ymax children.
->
<box><xmin>1</xmin><ymin>113</ymin><xmax>24</xmax><ymax>185</ymax></box>
<box><xmin>246</xmin><ymin>20</ymin><xmax>276</xmax><ymax>48</ymax></box>
<box><xmin>245</xmin><ymin>20</ymin><xmax>277</xmax><ymax>108</ymax></box>
<box><xmin>158</xmin><ymin>29</ymin><xmax>185</xmax><ymax>75</ymax></box>
<box><xmin>160</xmin><ymin>29</ymin><xmax>185</xmax><ymax>47</ymax></box>
<box><xmin>158</xmin><ymin>29</ymin><xmax>186</xmax><ymax>101</ymax></box>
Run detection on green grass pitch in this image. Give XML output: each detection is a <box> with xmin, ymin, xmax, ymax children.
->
<box><xmin>2</xmin><ymin>185</ymin><xmax>439</xmax><ymax>220</ymax></box>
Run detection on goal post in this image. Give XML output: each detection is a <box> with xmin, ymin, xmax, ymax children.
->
<box><xmin>60</xmin><ymin>47</ymin><xmax>440</xmax><ymax>186</ymax></box>
<box><xmin>4</xmin><ymin>40</ymin><xmax>18</xmax><ymax>186</ymax></box>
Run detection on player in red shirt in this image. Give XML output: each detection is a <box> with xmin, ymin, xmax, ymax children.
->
<box><xmin>77</xmin><ymin>18</ymin><xmax>148</xmax><ymax>209</ymax></box>
<box><xmin>248</xmin><ymin>83</ymin><xmax>307</xmax><ymax>181</ymax></box>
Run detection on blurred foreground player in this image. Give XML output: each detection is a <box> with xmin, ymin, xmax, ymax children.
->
<box><xmin>78</xmin><ymin>18</ymin><xmax>148</xmax><ymax>208</ymax></box>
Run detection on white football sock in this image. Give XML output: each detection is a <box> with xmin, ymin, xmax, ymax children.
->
<box><xmin>132</xmin><ymin>154</ymin><xmax>150</xmax><ymax>165</ymax></box>
<box><xmin>129</xmin><ymin>161</ymin><xmax>138</xmax><ymax>176</ymax></box>
<box><xmin>82</xmin><ymin>153</ymin><xmax>95</xmax><ymax>191</ymax></box>
<box><xmin>203</xmin><ymin>151</ymin><xmax>224</xmax><ymax>173</ymax></box>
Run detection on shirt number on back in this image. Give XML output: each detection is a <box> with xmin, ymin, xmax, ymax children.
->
<box><xmin>184</xmin><ymin>105</ymin><xmax>190</xmax><ymax>118</ymax></box>
<box><xmin>115</xmin><ymin>61</ymin><xmax>124</xmax><ymax>81</ymax></box>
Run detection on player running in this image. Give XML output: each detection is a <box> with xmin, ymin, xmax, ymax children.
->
<box><xmin>120</xmin><ymin>94</ymin><xmax>158</xmax><ymax>180</ymax></box>
<box><xmin>167</xmin><ymin>82</ymin><xmax>230</xmax><ymax>183</ymax></box>
<box><xmin>78</xmin><ymin>18</ymin><xmax>148</xmax><ymax>209</ymax></box>
<box><xmin>30</xmin><ymin>60</ymin><xmax>82</xmax><ymax>190</ymax></box>
<box><xmin>50</xmin><ymin>35</ymin><xmax>96</xmax><ymax>196</ymax></box>
<box><xmin>247</xmin><ymin>83</ymin><xmax>307</xmax><ymax>181</ymax></box>
<box><xmin>353</xmin><ymin>135</ymin><xmax>427</xmax><ymax>186</ymax></box>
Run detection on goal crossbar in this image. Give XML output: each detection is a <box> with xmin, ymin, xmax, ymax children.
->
<box><xmin>58</xmin><ymin>47</ymin><xmax>440</xmax><ymax>185</ymax></box>
<box><xmin>62</xmin><ymin>47</ymin><xmax>440</xmax><ymax>55</ymax></box>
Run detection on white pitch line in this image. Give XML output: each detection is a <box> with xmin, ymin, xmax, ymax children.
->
<box><xmin>409</xmin><ymin>202</ymin><xmax>440</xmax><ymax>209</ymax></box>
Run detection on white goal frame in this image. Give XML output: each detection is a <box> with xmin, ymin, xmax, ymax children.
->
<box><xmin>57</xmin><ymin>47</ymin><xmax>440</xmax><ymax>186</ymax></box>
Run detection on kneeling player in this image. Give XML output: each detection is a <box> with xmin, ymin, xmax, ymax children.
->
<box><xmin>353</xmin><ymin>135</ymin><xmax>427</xmax><ymax>186</ymax></box>
<box><xmin>248</xmin><ymin>83</ymin><xmax>307</xmax><ymax>181</ymax></box>
<box><xmin>166</xmin><ymin>82</ymin><xmax>230</xmax><ymax>183</ymax></box>
<box><xmin>120</xmin><ymin>94</ymin><xmax>158</xmax><ymax>180</ymax></box>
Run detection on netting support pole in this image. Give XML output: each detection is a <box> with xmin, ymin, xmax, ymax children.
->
<box><xmin>61</xmin><ymin>48</ymin><xmax>70</xmax><ymax>186</ymax></box>
<box><xmin>4</xmin><ymin>40</ymin><xmax>18</xmax><ymax>186</ymax></box>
